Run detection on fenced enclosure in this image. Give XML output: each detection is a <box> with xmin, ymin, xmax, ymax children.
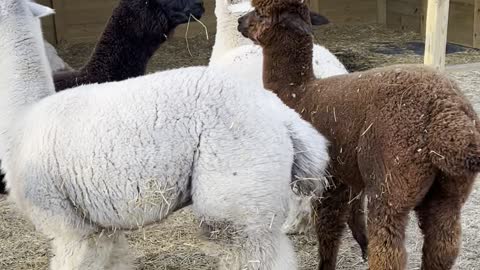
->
<box><xmin>40</xmin><ymin>0</ymin><xmax>479</xmax><ymax>49</ymax></box>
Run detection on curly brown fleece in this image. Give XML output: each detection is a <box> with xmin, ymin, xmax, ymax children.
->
<box><xmin>238</xmin><ymin>1</ymin><xmax>480</xmax><ymax>270</ymax></box>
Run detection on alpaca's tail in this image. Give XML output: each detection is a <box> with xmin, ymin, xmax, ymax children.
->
<box><xmin>428</xmin><ymin>82</ymin><xmax>480</xmax><ymax>175</ymax></box>
<box><xmin>286</xmin><ymin>119</ymin><xmax>330</xmax><ymax>197</ymax></box>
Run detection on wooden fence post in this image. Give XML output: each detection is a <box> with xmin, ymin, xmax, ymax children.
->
<box><xmin>51</xmin><ymin>0</ymin><xmax>67</xmax><ymax>44</ymax></box>
<box><xmin>424</xmin><ymin>0</ymin><xmax>450</xmax><ymax>70</ymax></box>
<box><xmin>377</xmin><ymin>0</ymin><xmax>387</xmax><ymax>24</ymax></box>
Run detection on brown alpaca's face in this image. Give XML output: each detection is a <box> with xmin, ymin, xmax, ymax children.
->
<box><xmin>237</xmin><ymin>4</ymin><xmax>329</xmax><ymax>47</ymax></box>
<box><xmin>237</xmin><ymin>10</ymin><xmax>273</xmax><ymax>45</ymax></box>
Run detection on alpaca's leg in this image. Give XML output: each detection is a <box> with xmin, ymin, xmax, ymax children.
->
<box><xmin>363</xmin><ymin>171</ymin><xmax>434</xmax><ymax>270</ymax></box>
<box><xmin>189</xmin><ymin>125</ymin><xmax>303</xmax><ymax>269</ymax></box>
<box><xmin>49</xmin><ymin>231</ymin><xmax>115</xmax><ymax>270</ymax></box>
<box><xmin>194</xmin><ymin>191</ymin><xmax>298</xmax><ymax>270</ymax></box>
<box><xmin>356</xmin><ymin>125</ymin><xmax>436</xmax><ymax>270</ymax></box>
<box><xmin>250</xmin><ymin>229</ymin><xmax>297</xmax><ymax>270</ymax></box>
<box><xmin>365</xmin><ymin>194</ymin><xmax>410</xmax><ymax>270</ymax></box>
<box><xmin>191</xmin><ymin>166</ymin><xmax>296</xmax><ymax>269</ymax></box>
<box><xmin>199</xmin><ymin>220</ymin><xmax>297</xmax><ymax>270</ymax></box>
<box><xmin>347</xmin><ymin>192</ymin><xmax>368</xmax><ymax>261</ymax></box>
<box><xmin>282</xmin><ymin>193</ymin><xmax>312</xmax><ymax>234</ymax></box>
<box><xmin>214</xmin><ymin>228</ymin><xmax>297</xmax><ymax>270</ymax></box>
<box><xmin>270</xmin><ymin>231</ymin><xmax>297</xmax><ymax>270</ymax></box>
<box><xmin>314</xmin><ymin>182</ymin><xmax>350</xmax><ymax>270</ymax></box>
<box><xmin>105</xmin><ymin>232</ymin><xmax>134</xmax><ymax>270</ymax></box>
<box><xmin>415</xmin><ymin>174</ymin><xmax>475</xmax><ymax>270</ymax></box>
<box><xmin>362</xmin><ymin>168</ymin><xmax>431</xmax><ymax>270</ymax></box>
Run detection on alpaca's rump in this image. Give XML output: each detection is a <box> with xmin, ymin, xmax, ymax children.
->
<box><xmin>426</xmin><ymin>90</ymin><xmax>480</xmax><ymax>176</ymax></box>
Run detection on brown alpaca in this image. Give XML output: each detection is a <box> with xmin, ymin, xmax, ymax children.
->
<box><xmin>238</xmin><ymin>0</ymin><xmax>480</xmax><ymax>269</ymax></box>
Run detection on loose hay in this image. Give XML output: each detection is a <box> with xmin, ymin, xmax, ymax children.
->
<box><xmin>0</xmin><ymin>196</ymin><xmax>50</xmax><ymax>270</ymax></box>
<box><xmin>313</xmin><ymin>24</ymin><xmax>480</xmax><ymax>71</ymax></box>
<box><xmin>2</xmin><ymin>23</ymin><xmax>480</xmax><ymax>269</ymax></box>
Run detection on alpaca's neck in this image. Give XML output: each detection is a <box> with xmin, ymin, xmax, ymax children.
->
<box><xmin>0</xmin><ymin>18</ymin><xmax>54</xmax><ymax>151</ymax></box>
<box><xmin>210</xmin><ymin>1</ymin><xmax>253</xmax><ymax>63</ymax></box>
<box><xmin>262</xmin><ymin>37</ymin><xmax>315</xmax><ymax>108</ymax></box>
<box><xmin>83</xmin><ymin>11</ymin><xmax>166</xmax><ymax>81</ymax></box>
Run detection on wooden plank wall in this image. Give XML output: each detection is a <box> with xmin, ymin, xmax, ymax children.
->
<box><xmin>52</xmin><ymin>0</ymin><xmax>117</xmax><ymax>44</ymax></box>
<box><xmin>38</xmin><ymin>0</ymin><xmax>56</xmax><ymax>44</ymax></box>
<box><xmin>386</xmin><ymin>0</ymin><xmax>422</xmax><ymax>32</ymax></box>
<box><xmin>388</xmin><ymin>0</ymin><xmax>478</xmax><ymax>48</ymax></box>
<box><xmin>446</xmin><ymin>0</ymin><xmax>475</xmax><ymax>47</ymax></box>
<box><xmin>36</xmin><ymin>0</ymin><xmax>480</xmax><ymax>49</ymax></box>
<box><xmin>315</xmin><ymin>0</ymin><xmax>378</xmax><ymax>23</ymax></box>
<box><xmin>40</xmin><ymin>0</ymin><xmax>216</xmax><ymax>45</ymax></box>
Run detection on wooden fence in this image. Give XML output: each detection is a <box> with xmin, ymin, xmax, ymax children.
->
<box><xmin>39</xmin><ymin>0</ymin><xmax>479</xmax><ymax>50</ymax></box>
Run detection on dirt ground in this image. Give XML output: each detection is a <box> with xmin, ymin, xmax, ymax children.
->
<box><xmin>1</xmin><ymin>24</ymin><xmax>480</xmax><ymax>269</ymax></box>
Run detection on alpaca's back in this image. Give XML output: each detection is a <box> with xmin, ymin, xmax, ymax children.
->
<box><xmin>312</xmin><ymin>45</ymin><xmax>348</xmax><ymax>77</ymax></box>
<box><xmin>213</xmin><ymin>44</ymin><xmax>348</xmax><ymax>89</ymax></box>
<box><xmin>209</xmin><ymin>1</ymin><xmax>347</xmax><ymax>78</ymax></box>
<box><xmin>7</xmin><ymin>67</ymin><xmax>297</xmax><ymax>229</ymax></box>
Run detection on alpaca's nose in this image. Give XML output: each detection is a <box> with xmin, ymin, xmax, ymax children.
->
<box><xmin>237</xmin><ymin>17</ymin><xmax>246</xmax><ymax>34</ymax></box>
<box><xmin>238</xmin><ymin>16</ymin><xmax>245</xmax><ymax>25</ymax></box>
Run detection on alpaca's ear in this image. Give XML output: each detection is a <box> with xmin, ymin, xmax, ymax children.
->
<box><xmin>228</xmin><ymin>2</ymin><xmax>253</xmax><ymax>14</ymax></box>
<box><xmin>28</xmin><ymin>2</ymin><xmax>55</xmax><ymax>18</ymax></box>
<box><xmin>286</xmin><ymin>17</ymin><xmax>312</xmax><ymax>35</ymax></box>
<box><xmin>310</xmin><ymin>11</ymin><xmax>329</xmax><ymax>26</ymax></box>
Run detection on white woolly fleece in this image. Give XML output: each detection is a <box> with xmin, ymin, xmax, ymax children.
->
<box><xmin>43</xmin><ymin>40</ymin><xmax>72</xmax><ymax>73</ymax></box>
<box><xmin>209</xmin><ymin>0</ymin><xmax>348</xmax><ymax>80</ymax></box>
<box><xmin>1</xmin><ymin>0</ymin><xmax>330</xmax><ymax>268</ymax></box>
<box><xmin>209</xmin><ymin>0</ymin><xmax>343</xmax><ymax>234</ymax></box>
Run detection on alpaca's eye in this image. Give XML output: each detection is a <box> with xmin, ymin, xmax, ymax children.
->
<box><xmin>254</xmin><ymin>10</ymin><xmax>266</xmax><ymax>18</ymax></box>
<box><xmin>257</xmin><ymin>14</ymin><xmax>268</xmax><ymax>21</ymax></box>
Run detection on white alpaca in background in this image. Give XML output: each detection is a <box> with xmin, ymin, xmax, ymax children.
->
<box><xmin>209</xmin><ymin>0</ymin><xmax>347</xmax><ymax>234</ymax></box>
<box><xmin>44</xmin><ymin>40</ymin><xmax>72</xmax><ymax>72</ymax></box>
<box><xmin>209</xmin><ymin>1</ymin><xmax>348</xmax><ymax>79</ymax></box>
<box><xmin>0</xmin><ymin>1</ymin><xmax>329</xmax><ymax>269</ymax></box>
<box><xmin>209</xmin><ymin>0</ymin><xmax>254</xmax><ymax>64</ymax></box>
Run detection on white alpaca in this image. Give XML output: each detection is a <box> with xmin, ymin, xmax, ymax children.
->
<box><xmin>209</xmin><ymin>0</ymin><xmax>347</xmax><ymax>234</ymax></box>
<box><xmin>44</xmin><ymin>40</ymin><xmax>72</xmax><ymax>72</ymax></box>
<box><xmin>209</xmin><ymin>1</ymin><xmax>347</xmax><ymax>79</ymax></box>
<box><xmin>209</xmin><ymin>1</ymin><xmax>254</xmax><ymax>64</ymax></box>
<box><xmin>0</xmin><ymin>1</ymin><xmax>329</xmax><ymax>269</ymax></box>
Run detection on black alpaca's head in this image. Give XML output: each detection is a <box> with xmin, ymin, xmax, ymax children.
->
<box><xmin>122</xmin><ymin>0</ymin><xmax>205</xmax><ymax>38</ymax></box>
<box><xmin>156</xmin><ymin>0</ymin><xmax>205</xmax><ymax>26</ymax></box>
